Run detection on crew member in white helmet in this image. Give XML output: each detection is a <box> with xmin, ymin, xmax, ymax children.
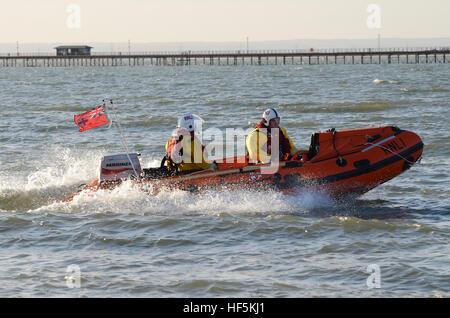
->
<box><xmin>165</xmin><ymin>113</ymin><xmax>211</xmax><ymax>172</ymax></box>
<box><xmin>246</xmin><ymin>108</ymin><xmax>302</xmax><ymax>163</ymax></box>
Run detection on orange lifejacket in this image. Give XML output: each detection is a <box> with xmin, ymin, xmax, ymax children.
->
<box><xmin>167</xmin><ymin>134</ymin><xmax>183</xmax><ymax>161</ymax></box>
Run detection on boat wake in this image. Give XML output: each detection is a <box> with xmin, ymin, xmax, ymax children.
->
<box><xmin>38</xmin><ymin>180</ymin><xmax>337</xmax><ymax>217</ymax></box>
<box><xmin>0</xmin><ymin>144</ymin><xmax>336</xmax><ymax>215</ymax></box>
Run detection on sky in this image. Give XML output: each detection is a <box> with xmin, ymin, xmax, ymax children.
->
<box><xmin>0</xmin><ymin>0</ymin><xmax>449</xmax><ymax>44</ymax></box>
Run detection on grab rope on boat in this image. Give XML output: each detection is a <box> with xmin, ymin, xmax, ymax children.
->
<box><xmin>329</xmin><ymin>128</ymin><xmax>347</xmax><ymax>166</ymax></box>
<box><xmin>363</xmin><ymin>142</ymin><xmax>419</xmax><ymax>165</ymax></box>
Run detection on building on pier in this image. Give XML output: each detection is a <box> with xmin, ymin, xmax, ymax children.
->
<box><xmin>55</xmin><ymin>45</ymin><xmax>92</xmax><ymax>56</ymax></box>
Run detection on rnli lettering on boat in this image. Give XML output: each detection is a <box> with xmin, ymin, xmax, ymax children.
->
<box><xmin>382</xmin><ymin>137</ymin><xmax>407</xmax><ymax>155</ymax></box>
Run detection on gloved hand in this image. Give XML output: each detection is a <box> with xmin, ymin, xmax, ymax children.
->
<box><xmin>291</xmin><ymin>150</ymin><xmax>309</xmax><ymax>161</ymax></box>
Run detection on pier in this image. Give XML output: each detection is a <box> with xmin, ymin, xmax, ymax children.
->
<box><xmin>0</xmin><ymin>47</ymin><xmax>449</xmax><ymax>67</ymax></box>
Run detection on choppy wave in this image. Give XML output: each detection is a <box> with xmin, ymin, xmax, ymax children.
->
<box><xmin>281</xmin><ymin>101</ymin><xmax>402</xmax><ymax>113</ymax></box>
<box><xmin>34</xmin><ymin>105</ymin><xmax>95</xmax><ymax>112</ymax></box>
<box><xmin>373</xmin><ymin>79</ymin><xmax>400</xmax><ymax>84</ymax></box>
<box><xmin>398</xmin><ymin>87</ymin><xmax>450</xmax><ymax>94</ymax></box>
<box><xmin>122</xmin><ymin>115</ymin><xmax>175</xmax><ymax>127</ymax></box>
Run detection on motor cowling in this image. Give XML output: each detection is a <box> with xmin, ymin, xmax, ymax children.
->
<box><xmin>99</xmin><ymin>153</ymin><xmax>141</xmax><ymax>183</ymax></box>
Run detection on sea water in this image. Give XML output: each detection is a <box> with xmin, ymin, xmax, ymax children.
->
<box><xmin>0</xmin><ymin>64</ymin><xmax>449</xmax><ymax>297</ymax></box>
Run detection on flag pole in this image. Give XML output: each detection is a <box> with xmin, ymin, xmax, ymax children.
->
<box><xmin>107</xmin><ymin>99</ymin><xmax>140</xmax><ymax>179</ymax></box>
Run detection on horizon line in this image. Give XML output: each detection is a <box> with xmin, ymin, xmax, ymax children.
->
<box><xmin>1</xmin><ymin>36</ymin><xmax>450</xmax><ymax>45</ymax></box>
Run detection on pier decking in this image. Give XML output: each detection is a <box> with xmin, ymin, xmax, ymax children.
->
<box><xmin>0</xmin><ymin>48</ymin><xmax>449</xmax><ymax>67</ymax></box>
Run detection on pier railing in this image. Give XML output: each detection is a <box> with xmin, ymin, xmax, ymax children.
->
<box><xmin>1</xmin><ymin>47</ymin><xmax>449</xmax><ymax>66</ymax></box>
<box><xmin>1</xmin><ymin>46</ymin><xmax>449</xmax><ymax>57</ymax></box>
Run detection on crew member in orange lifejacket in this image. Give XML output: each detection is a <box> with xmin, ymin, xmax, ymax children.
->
<box><xmin>246</xmin><ymin>108</ymin><xmax>302</xmax><ymax>163</ymax></box>
<box><xmin>165</xmin><ymin>113</ymin><xmax>211</xmax><ymax>172</ymax></box>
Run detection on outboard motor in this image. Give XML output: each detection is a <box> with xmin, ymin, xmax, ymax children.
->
<box><xmin>99</xmin><ymin>153</ymin><xmax>141</xmax><ymax>183</ymax></box>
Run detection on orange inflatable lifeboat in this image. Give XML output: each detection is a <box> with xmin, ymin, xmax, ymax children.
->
<box><xmin>63</xmin><ymin>126</ymin><xmax>423</xmax><ymax>202</ymax></box>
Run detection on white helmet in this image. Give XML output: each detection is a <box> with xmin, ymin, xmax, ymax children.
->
<box><xmin>262</xmin><ymin>108</ymin><xmax>280</xmax><ymax>125</ymax></box>
<box><xmin>177</xmin><ymin>113</ymin><xmax>203</xmax><ymax>134</ymax></box>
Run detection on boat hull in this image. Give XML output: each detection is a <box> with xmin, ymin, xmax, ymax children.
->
<box><xmin>63</xmin><ymin>126</ymin><xmax>423</xmax><ymax>202</ymax></box>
